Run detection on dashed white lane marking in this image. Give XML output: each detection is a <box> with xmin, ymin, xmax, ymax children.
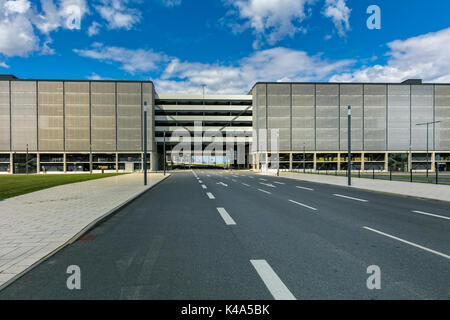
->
<box><xmin>363</xmin><ymin>226</ymin><xmax>450</xmax><ymax>260</ymax></box>
<box><xmin>288</xmin><ymin>200</ymin><xmax>318</xmax><ymax>212</ymax></box>
<box><xmin>232</xmin><ymin>175</ymin><xmax>239</xmax><ymax>178</ymax></box>
<box><xmin>217</xmin><ymin>182</ymin><xmax>228</xmax><ymax>187</ymax></box>
<box><xmin>274</xmin><ymin>182</ymin><xmax>285</xmax><ymax>185</ymax></box>
<box><xmin>248</xmin><ymin>177</ymin><xmax>254</xmax><ymax>179</ymax></box>
<box><xmin>259</xmin><ymin>182</ymin><xmax>276</xmax><ymax>188</ymax></box>
<box><xmin>242</xmin><ymin>183</ymin><xmax>250</xmax><ymax>187</ymax></box>
<box><xmin>412</xmin><ymin>210</ymin><xmax>450</xmax><ymax>221</ymax></box>
<box><xmin>259</xmin><ymin>178</ymin><xmax>267</xmax><ymax>181</ymax></box>
<box><xmin>202</xmin><ymin>185</ymin><xmax>207</xmax><ymax>189</ymax></box>
<box><xmin>207</xmin><ymin>192</ymin><xmax>215</xmax><ymax>199</ymax></box>
<box><xmin>296</xmin><ymin>186</ymin><xmax>314</xmax><ymax>191</ymax></box>
<box><xmin>333</xmin><ymin>194</ymin><xmax>368</xmax><ymax>203</ymax></box>
<box><xmin>250</xmin><ymin>260</ymin><xmax>296</xmax><ymax>300</ymax></box>
<box><xmin>207</xmin><ymin>175</ymin><xmax>211</xmax><ymax>177</ymax></box>
<box><xmin>199</xmin><ymin>180</ymin><xmax>203</xmax><ymax>183</ymax></box>
<box><xmin>217</xmin><ymin>208</ymin><xmax>236</xmax><ymax>225</ymax></box>
<box><xmin>258</xmin><ymin>189</ymin><xmax>272</xmax><ymax>195</ymax></box>
<box><xmin>232</xmin><ymin>179</ymin><xmax>238</xmax><ymax>182</ymax></box>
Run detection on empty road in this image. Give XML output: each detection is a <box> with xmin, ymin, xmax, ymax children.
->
<box><xmin>0</xmin><ymin>170</ymin><xmax>449</xmax><ymax>299</ymax></box>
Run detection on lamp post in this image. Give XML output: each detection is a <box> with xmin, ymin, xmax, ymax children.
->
<box><xmin>143</xmin><ymin>101</ymin><xmax>148</xmax><ymax>186</ymax></box>
<box><xmin>163</xmin><ymin>130</ymin><xmax>166</xmax><ymax>176</ymax></box>
<box><xmin>348</xmin><ymin>106</ymin><xmax>352</xmax><ymax>186</ymax></box>
<box><xmin>416</xmin><ymin>121</ymin><xmax>441</xmax><ymax>178</ymax></box>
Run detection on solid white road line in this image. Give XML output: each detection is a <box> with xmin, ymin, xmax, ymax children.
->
<box><xmin>274</xmin><ymin>182</ymin><xmax>285</xmax><ymax>185</ymax></box>
<box><xmin>207</xmin><ymin>192</ymin><xmax>215</xmax><ymax>199</ymax></box>
<box><xmin>242</xmin><ymin>183</ymin><xmax>250</xmax><ymax>187</ymax></box>
<box><xmin>250</xmin><ymin>260</ymin><xmax>296</xmax><ymax>300</ymax></box>
<box><xmin>363</xmin><ymin>226</ymin><xmax>450</xmax><ymax>260</ymax></box>
<box><xmin>412</xmin><ymin>210</ymin><xmax>450</xmax><ymax>221</ymax></box>
<box><xmin>217</xmin><ymin>208</ymin><xmax>236</xmax><ymax>225</ymax></box>
<box><xmin>288</xmin><ymin>200</ymin><xmax>318</xmax><ymax>211</ymax></box>
<box><xmin>258</xmin><ymin>189</ymin><xmax>272</xmax><ymax>195</ymax></box>
<box><xmin>333</xmin><ymin>194</ymin><xmax>368</xmax><ymax>202</ymax></box>
<box><xmin>296</xmin><ymin>186</ymin><xmax>314</xmax><ymax>191</ymax></box>
<box><xmin>202</xmin><ymin>185</ymin><xmax>207</xmax><ymax>189</ymax></box>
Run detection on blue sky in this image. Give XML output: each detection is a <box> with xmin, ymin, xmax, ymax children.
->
<box><xmin>1</xmin><ymin>0</ymin><xmax>450</xmax><ymax>93</ymax></box>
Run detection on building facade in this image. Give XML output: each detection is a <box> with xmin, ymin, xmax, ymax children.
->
<box><xmin>252</xmin><ymin>81</ymin><xmax>450</xmax><ymax>172</ymax></box>
<box><xmin>0</xmin><ymin>77</ymin><xmax>155</xmax><ymax>174</ymax></box>
<box><xmin>1</xmin><ymin>76</ymin><xmax>449</xmax><ymax>174</ymax></box>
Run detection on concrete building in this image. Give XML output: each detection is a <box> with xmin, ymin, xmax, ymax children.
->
<box><xmin>0</xmin><ymin>75</ymin><xmax>449</xmax><ymax>173</ymax></box>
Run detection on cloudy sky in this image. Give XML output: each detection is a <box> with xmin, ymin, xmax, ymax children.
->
<box><xmin>0</xmin><ymin>0</ymin><xmax>449</xmax><ymax>93</ymax></box>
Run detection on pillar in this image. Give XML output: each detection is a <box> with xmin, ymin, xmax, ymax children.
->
<box><xmin>116</xmin><ymin>152</ymin><xmax>119</xmax><ymax>173</ymax></box>
<box><xmin>361</xmin><ymin>152</ymin><xmax>365</xmax><ymax>172</ymax></box>
<box><xmin>385</xmin><ymin>152</ymin><xmax>389</xmax><ymax>172</ymax></box>
<box><xmin>431</xmin><ymin>151</ymin><xmax>436</xmax><ymax>172</ymax></box>
<box><xmin>313</xmin><ymin>153</ymin><xmax>317</xmax><ymax>171</ymax></box>
<box><xmin>36</xmin><ymin>153</ymin><xmax>40</xmax><ymax>174</ymax></box>
<box><xmin>63</xmin><ymin>153</ymin><xmax>67</xmax><ymax>173</ymax></box>
<box><xmin>337</xmin><ymin>153</ymin><xmax>341</xmax><ymax>171</ymax></box>
<box><xmin>289</xmin><ymin>153</ymin><xmax>293</xmax><ymax>171</ymax></box>
<box><xmin>10</xmin><ymin>152</ymin><xmax>13</xmax><ymax>174</ymax></box>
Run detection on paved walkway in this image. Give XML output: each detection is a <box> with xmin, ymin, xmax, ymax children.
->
<box><xmin>0</xmin><ymin>173</ymin><xmax>168</xmax><ymax>289</ymax></box>
<box><xmin>261</xmin><ymin>172</ymin><xmax>450</xmax><ymax>203</ymax></box>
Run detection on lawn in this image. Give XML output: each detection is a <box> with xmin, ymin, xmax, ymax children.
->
<box><xmin>0</xmin><ymin>173</ymin><xmax>128</xmax><ymax>201</ymax></box>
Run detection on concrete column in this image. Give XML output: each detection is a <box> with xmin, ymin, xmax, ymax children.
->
<box><xmin>115</xmin><ymin>152</ymin><xmax>119</xmax><ymax>173</ymax></box>
<box><xmin>256</xmin><ymin>153</ymin><xmax>260</xmax><ymax>172</ymax></box>
<box><xmin>431</xmin><ymin>151</ymin><xmax>436</xmax><ymax>172</ymax></box>
<box><xmin>385</xmin><ymin>152</ymin><xmax>389</xmax><ymax>172</ymax></box>
<box><xmin>337</xmin><ymin>153</ymin><xmax>341</xmax><ymax>171</ymax></box>
<box><xmin>10</xmin><ymin>152</ymin><xmax>13</xmax><ymax>174</ymax></box>
<box><xmin>89</xmin><ymin>153</ymin><xmax>93</xmax><ymax>174</ymax></box>
<box><xmin>313</xmin><ymin>153</ymin><xmax>317</xmax><ymax>171</ymax></box>
<box><xmin>141</xmin><ymin>152</ymin><xmax>144</xmax><ymax>173</ymax></box>
<box><xmin>151</xmin><ymin>151</ymin><xmax>158</xmax><ymax>172</ymax></box>
<box><xmin>361</xmin><ymin>152</ymin><xmax>365</xmax><ymax>172</ymax></box>
<box><xmin>36</xmin><ymin>153</ymin><xmax>40</xmax><ymax>174</ymax></box>
<box><xmin>408</xmin><ymin>151</ymin><xmax>412</xmax><ymax>172</ymax></box>
<box><xmin>289</xmin><ymin>153</ymin><xmax>293</xmax><ymax>171</ymax></box>
<box><xmin>63</xmin><ymin>153</ymin><xmax>67</xmax><ymax>173</ymax></box>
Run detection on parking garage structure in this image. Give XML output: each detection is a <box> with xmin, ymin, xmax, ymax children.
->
<box><xmin>0</xmin><ymin>77</ymin><xmax>155</xmax><ymax>174</ymax></box>
<box><xmin>251</xmin><ymin>81</ymin><xmax>450</xmax><ymax>172</ymax></box>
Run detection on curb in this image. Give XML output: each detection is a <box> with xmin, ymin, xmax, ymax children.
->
<box><xmin>0</xmin><ymin>174</ymin><xmax>171</xmax><ymax>293</ymax></box>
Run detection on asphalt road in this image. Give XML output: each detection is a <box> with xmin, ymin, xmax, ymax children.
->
<box><xmin>0</xmin><ymin>169</ymin><xmax>449</xmax><ymax>300</ymax></box>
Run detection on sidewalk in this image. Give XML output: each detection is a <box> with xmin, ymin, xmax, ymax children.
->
<box><xmin>0</xmin><ymin>173</ymin><xmax>169</xmax><ymax>289</ymax></box>
<box><xmin>263</xmin><ymin>171</ymin><xmax>450</xmax><ymax>202</ymax></box>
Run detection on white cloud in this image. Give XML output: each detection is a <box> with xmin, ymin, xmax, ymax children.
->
<box><xmin>94</xmin><ymin>0</ymin><xmax>141</xmax><ymax>30</ymax></box>
<box><xmin>226</xmin><ymin>0</ymin><xmax>314</xmax><ymax>46</ymax></box>
<box><xmin>0</xmin><ymin>0</ymin><xmax>88</xmax><ymax>57</ymax></box>
<box><xmin>74</xmin><ymin>44</ymin><xmax>168</xmax><ymax>73</ymax></box>
<box><xmin>0</xmin><ymin>1</ymin><xmax>38</xmax><ymax>56</ymax></box>
<box><xmin>157</xmin><ymin>47</ymin><xmax>354</xmax><ymax>93</ymax></box>
<box><xmin>158</xmin><ymin>0</ymin><xmax>181</xmax><ymax>7</ymax></box>
<box><xmin>331</xmin><ymin>28</ymin><xmax>450</xmax><ymax>83</ymax></box>
<box><xmin>322</xmin><ymin>0</ymin><xmax>351</xmax><ymax>37</ymax></box>
<box><xmin>0</xmin><ymin>61</ymin><xmax>10</xmax><ymax>69</ymax></box>
<box><xmin>88</xmin><ymin>21</ymin><xmax>101</xmax><ymax>36</ymax></box>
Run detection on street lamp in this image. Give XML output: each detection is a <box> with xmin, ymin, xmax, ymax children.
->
<box><xmin>348</xmin><ymin>106</ymin><xmax>352</xmax><ymax>186</ymax></box>
<box><xmin>143</xmin><ymin>101</ymin><xmax>148</xmax><ymax>186</ymax></box>
<box><xmin>416</xmin><ymin>121</ymin><xmax>441</xmax><ymax>178</ymax></box>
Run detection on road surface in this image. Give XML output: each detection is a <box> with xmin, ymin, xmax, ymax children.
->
<box><xmin>0</xmin><ymin>170</ymin><xmax>449</xmax><ymax>299</ymax></box>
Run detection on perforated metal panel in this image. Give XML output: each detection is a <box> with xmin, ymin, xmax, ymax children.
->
<box><xmin>364</xmin><ymin>85</ymin><xmax>386</xmax><ymax>151</ymax></box>
<box><xmin>388</xmin><ymin>85</ymin><xmax>410</xmax><ymax>150</ymax></box>
<box><xmin>411</xmin><ymin>85</ymin><xmax>433</xmax><ymax>150</ymax></box>
<box><xmin>38</xmin><ymin>81</ymin><xmax>64</xmax><ymax>151</ymax></box>
<box><xmin>143</xmin><ymin>82</ymin><xmax>153</xmax><ymax>152</ymax></box>
<box><xmin>340</xmin><ymin>84</ymin><xmax>363</xmax><ymax>151</ymax></box>
<box><xmin>316</xmin><ymin>84</ymin><xmax>338</xmax><ymax>151</ymax></box>
<box><xmin>11</xmin><ymin>81</ymin><xmax>37</xmax><ymax>151</ymax></box>
<box><xmin>292</xmin><ymin>84</ymin><xmax>314</xmax><ymax>151</ymax></box>
<box><xmin>65</xmin><ymin>81</ymin><xmax>90</xmax><ymax>151</ymax></box>
<box><xmin>91</xmin><ymin>82</ymin><xmax>116</xmax><ymax>151</ymax></box>
<box><xmin>435</xmin><ymin>85</ymin><xmax>450</xmax><ymax>150</ymax></box>
<box><xmin>0</xmin><ymin>81</ymin><xmax>9</xmax><ymax>151</ymax></box>
<box><xmin>267</xmin><ymin>84</ymin><xmax>290</xmax><ymax>150</ymax></box>
<box><xmin>117</xmin><ymin>83</ymin><xmax>142</xmax><ymax>151</ymax></box>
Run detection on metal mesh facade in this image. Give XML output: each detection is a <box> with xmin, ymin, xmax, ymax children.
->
<box><xmin>254</xmin><ymin>82</ymin><xmax>450</xmax><ymax>152</ymax></box>
<box><xmin>38</xmin><ymin>81</ymin><xmax>64</xmax><ymax>151</ymax></box>
<box><xmin>0</xmin><ymin>81</ymin><xmax>9</xmax><ymax>151</ymax></box>
<box><xmin>3</xmin><ymin>80</ymin><xmax>153</xmax><ymax>153</ymax></box>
